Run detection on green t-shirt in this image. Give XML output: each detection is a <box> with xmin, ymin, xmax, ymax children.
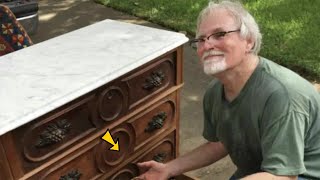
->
<box><xmin>203</xmin><ymin>57</ymin><xmax>320</xmax><ymax>179</ymax></box>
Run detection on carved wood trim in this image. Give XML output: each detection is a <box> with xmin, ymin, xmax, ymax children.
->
<box><xmin>22</xmin><ymin>95</ymin><xmax>97</xmax><ymax>163</ymax></box>
<box><xmin>95</xmin><ymin>124</ymin><xmax>135</xmax><ymax>173</ymax></box>
<box><xmin>99</xmin><ymin>129</ymin><xmax>177</xmax><ymax>180</ymax></box>
<box><xmin>59</xmin><ymin>169</ymin><xmax>82</xmax><ymax>180</ymax></box>
<box><xmin>122</xmin><ymin>52</ymin><xmax>176</xmax><ymax>110</ymax></box>
<box><xmin>152</xmin><ymin>152</ymin><xmax>167</xmax><ymax>163</ymax></box>
<box><xmin>132</xmin><ymin>132</ymin><xmax>176</xmax><ymax>165</ymax></box>
<box><xmin>37</xmin><ymin>140</ymin><xmax>99</xmax><ymax>180</ymax></box>
<box><xmin>127</xmin><ymin>93</ymin><xmax>176</xmax><ymax>151</ymax></box>
<box><xmin>143</xmin><ymin>70</ymin><xmax>165</xmax><ymax>90</ymax></box>
<box><xmin>144</xmin><ymin>111</ymin><xmax>167</xmax><ymax>132</ymax></box>
<box><xmin>97</xmin><ymin>86</ymin><xmax>127</xmax><ymax>122</ymax></box>
<box><xmin>27</xmin><ymin>94</ymin><xmax>95</xmax><ymax>129</ymax></box>
<box><xmin>109</xmin><ymin>163</ymin><xmax>139</xmax><ymax>180</ymax></box>
<box><xmin>35</xmin><ymin>119</ymin><xmax>72</xmax><ymax>148</ymax></box>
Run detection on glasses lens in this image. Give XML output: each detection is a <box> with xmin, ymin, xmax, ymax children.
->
<box><xmin>209</xmin><ymin>32</ymin><xmax>226</xmax><ymax>42</ymax></box>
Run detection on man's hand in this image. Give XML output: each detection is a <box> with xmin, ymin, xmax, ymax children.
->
<box><xmin>134</xmin><ymin>160</ymin><xmax>171</xmax><ymax>180</ymax></box>
<box><xmin>133</xmin><ymin>141</ymin><xmax>228</xmax><ymax>180</ymax></box>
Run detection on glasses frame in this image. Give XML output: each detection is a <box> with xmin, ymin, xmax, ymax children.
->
<box><xmin>190</xmin><ymin>29</ymin><xmax>240</xmax><ymax>49</ymax></box>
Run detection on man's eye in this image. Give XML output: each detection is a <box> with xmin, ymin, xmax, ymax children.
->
<box><xmin>214</xmin><ymin>32</ymin><xmax>227</xmax><ymax>38</ymax></box>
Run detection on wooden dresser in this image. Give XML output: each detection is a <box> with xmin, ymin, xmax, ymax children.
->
<box><xmin>0</xmin><ymin>20</ymin><xmax>188</xmax><ymax>179</ymax></box>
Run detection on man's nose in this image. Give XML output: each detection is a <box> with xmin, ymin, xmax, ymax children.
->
<box><xmin>202</xmin><ymin>39</ymin><xmax>215</xmax><ymax>50</ymax></box>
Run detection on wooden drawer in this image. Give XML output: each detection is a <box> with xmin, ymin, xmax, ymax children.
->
<box><xmin>2</xmin><ymin>91</ymin><xmax>177</xmax><ymax>178</ymax></box>
<box><xmin>105</xmin><ymin>132</ymin><xmax>176</xmax><ymax>180</ymax></box>
<box><xmin>2</xmin><ymin>94</ymin><xmax>98</xmax><ymax>174</ymax></box>
<box><xmin>94</xmin><ymin>94</ymin><xmax>177</xmax><ymax>174</ymax></box>
<box><xmin>136</xmin><ymin>132</ymin><xmax>176</xmax><ymax>164</ymax></box>
<box><xmin>128</xmin><ymin>93</ymin><xmax>177</xmax><ymax>151</ymax></box>
<box><xmin>27</xmin><ymin>122</ymin><xmax>135</xmax><ymax>180</ymax></box>
<box><xmin>107</xmin><ymin>163</ymin><xmax>140</xmax><ymax>180</ymax></box>
<box><xmin>27</xmin><ymin>123</ymin><xmax>175</xmax><ymax>180</ymax></box>
<box><xmin>95</xmin><ymin>51</ymin><xmax>177</xmax><ymax>123</ymax></box>
<box><xmin>107</xmin><ymin>132</ymin><xmax>198</xmax><ymax>180</ymax></box>
<box><xmin>123</xmin><ymin>52</ymin><xmax>176</xmax><ymax>109</ymax></box>
<box><xmin>27</xmin><ymin>139</ymin><xmax>101</xmax><ymax>180</ymax></box>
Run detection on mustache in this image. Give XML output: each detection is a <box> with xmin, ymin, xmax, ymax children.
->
<box><xmin>202</xmin><ymin>50</ymin><xmax>225</xmax><ymax>60</ymax></box>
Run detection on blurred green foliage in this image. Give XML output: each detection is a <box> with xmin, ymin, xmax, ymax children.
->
<box><xmin>96</xmin><ymin>0</ymin><xmax>320</xmax><ymax>81</ymax></box>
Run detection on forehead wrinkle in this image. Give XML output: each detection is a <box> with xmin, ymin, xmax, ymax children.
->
<box><xmin>197</xmin><ymin>9</ymin><xmax>238</xmax><ymax>37</ymax></box>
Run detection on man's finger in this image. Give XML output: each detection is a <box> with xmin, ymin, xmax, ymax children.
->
<box><xmin>137</xmin><ymin>160</ymin><xmax>156</xmax><ymax>168</ymax></box>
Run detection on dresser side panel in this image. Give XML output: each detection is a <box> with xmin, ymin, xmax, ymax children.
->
<box><xmin>0</xmin><ymin>136</ymin><xmax>14</xmax><ymax>180</ymax></box>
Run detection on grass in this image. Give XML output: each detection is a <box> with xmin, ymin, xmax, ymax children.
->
<box><xmin>96</xmin><ymin>0</ymin><xmax>320</xmax><ymax>82</ymax></box>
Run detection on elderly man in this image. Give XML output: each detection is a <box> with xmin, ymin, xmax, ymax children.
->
<box><xmin>136</xmin><ymin>1</ymin><xmax>320</xmax><ymax>180</ymax></box>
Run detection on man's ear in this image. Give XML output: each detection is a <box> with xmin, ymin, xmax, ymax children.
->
<box><xmin>245</xmin><ymin>38</ymin><xmax>255</xmax><ymax>53</ymax></box>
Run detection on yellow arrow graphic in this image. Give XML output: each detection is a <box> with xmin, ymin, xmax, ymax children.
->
<box><xmin>101</xmin><ymin>129</ymin><xmax>120</xmax><ymax>151</ymax></box>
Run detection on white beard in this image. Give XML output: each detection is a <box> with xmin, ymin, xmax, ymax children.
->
<box><xmin>202</xmin><ymin>56</ymin><xmax>227</xmax><ymax>75</ymax></box>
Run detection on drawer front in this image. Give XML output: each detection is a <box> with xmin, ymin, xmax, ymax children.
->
<box><xmin>28</xmin><ymin>123</ymin><xmax>135</xmax><ymax>180</ymax></box>
<box><xmin>95</xmin><ymin>123</ymin><xmax>135</xmax><ymax>173</ymax></box>
<box><xmin>137</xmin><ymin>132</ymin><xmax>176</xmax><ymax>164</ymax></box>
<box><xmin>96</xmin><ymin>51</ymin><xmax>177</xmax><ymax>123</ymax></box>
<box><xmin>108</xmin><ymin>164</ymin><xmax>140</xmax><ymax>180</ymax></box>
<box><xmin>128</xmin><ymin>93</ymin><xmax>176</xmax><ymax>151</ymax></box>
<box><xmin>123</xmin><ymin>52</ymin><xmax>176</xmax><ymax>109</ymax></box>
<box><xmin>106</xmin><ymin>132</ymin><xmax>176</xmax><ymax>180</ymax></box>
<box><xmin>6</xmin><ymin>94</ymin><xmax>98</xmax><ymax>173</ymax></box>
<box><xmin>28</xmin><ymin>140</ymin><xmax>101</xmax><ymax>180</ymax></box>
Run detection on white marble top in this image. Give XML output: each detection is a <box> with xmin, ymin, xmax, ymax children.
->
<box><xmin>0</xmin><ymin>19</ymin><xmax>188</xmax><ymax>136</ymax></box>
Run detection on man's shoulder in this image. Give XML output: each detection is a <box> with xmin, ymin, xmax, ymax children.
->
<box><xmin>258</xmin><ymin>57</ymin><xmax>312</xmax><ymax>92</ymax></box>
<box><xmin>258</xmin><ymin>57</ymin><xmax>318</xmax><ymax>104</ymax></box>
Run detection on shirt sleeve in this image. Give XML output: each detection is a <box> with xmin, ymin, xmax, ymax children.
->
<box><xmin>260</xmin><ymin>89</ymin><xmax>307</xmax><ymax>176</ymax></box>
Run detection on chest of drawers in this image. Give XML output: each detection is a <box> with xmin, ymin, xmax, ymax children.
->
<box><xmin>0</xmin><ymin>19</ymin><xmax>188</xmax><ymax>180</ymax></box>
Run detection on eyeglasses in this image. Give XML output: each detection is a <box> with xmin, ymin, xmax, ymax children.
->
<box><xmin>190</xmin><ymin>29</ymin><xmax>240</xmax><ymax>49</ymax></box>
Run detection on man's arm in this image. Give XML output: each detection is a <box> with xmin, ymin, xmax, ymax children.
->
<box><xmin>241</xmin><ymin>172</ymin><xmax>297</xmax><ymax>180</ymax></box>
<box><xmin>167</xmin><ymin>142</ymin><xmax>228</xmax><ymax>177</ymax></box>
<box><xmin>137</xmin><ymin>141</ymin><xmax>228</xmax><ymax>180</ymax></box>
<box><xmin>166</xmin><ymin>141</ymin><xmax>228</xmax><ymax>177</ymax></box>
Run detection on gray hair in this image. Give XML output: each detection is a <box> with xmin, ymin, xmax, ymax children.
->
<box><xmin>196</xmin><ymin>0</ymin><xmax>262</xmax><ymax>54</ymax></box>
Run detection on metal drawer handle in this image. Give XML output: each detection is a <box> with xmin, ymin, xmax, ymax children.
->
<box><xmin>143</xmin><ymin>70</ymin><xmax>165</xmax><ymax>90</ymax></box>
<box><xmin>60</xmin><ymin>169</ymin><xmax>82</xmax><ymax>180</ymax></box>
<box><xmin>35</xmin><ymin>119</ymin><xmax>71</xmax><ymax>148</ymax></box>
<box><xmin>145</xmin><ymin>112</ymin><xmax>167</xmax><ymax>132</ymax></box>
<box><xmin>152</xmin><ymin>153</ymin><xmax>167</xmax><ymax>163</ymax></box>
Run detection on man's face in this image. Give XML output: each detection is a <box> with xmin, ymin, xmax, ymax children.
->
<box><xmin>196</xmin><ymin>9</ymin><xmax>253</xmax><ymax>75</ymax></box>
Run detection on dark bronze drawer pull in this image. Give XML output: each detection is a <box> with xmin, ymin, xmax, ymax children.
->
<box><xmin>152</xmin><ymin>153</ymin><xmax>167</xmax><ymax>163</ymax></box>
<box><xmin>60</xmin><ymin>169</ymin><xmax>82</xmax><ymax>180</ymax></box>
<box><xmin>143</xmin><ymin>70</ymin><xmax>165</xmax><ymax>90</ymax></box>
<box><xmin>35</xmin><ymin>119</ymin><xmax>72</xmax><ymax>148</ymax></box>
<box><xmin>145</xmin><ymin>112</ymin><xmax>167</xmax><ymax>132</ymax></box>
